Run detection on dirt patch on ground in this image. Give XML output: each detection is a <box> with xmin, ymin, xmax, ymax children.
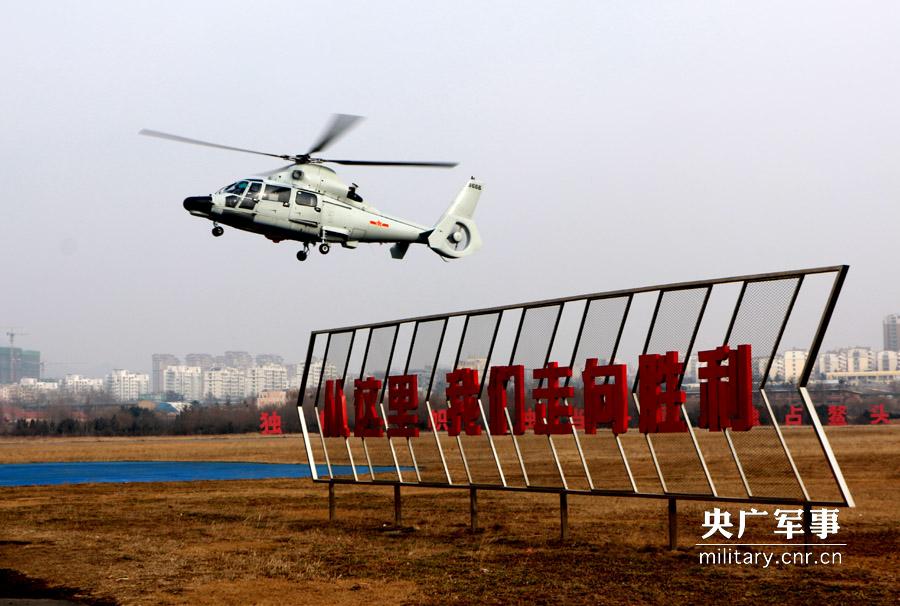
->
<box><xmin>0</xmin><ymin>427</ymin><xmax>896</xmax><ymax>604</ymax></box>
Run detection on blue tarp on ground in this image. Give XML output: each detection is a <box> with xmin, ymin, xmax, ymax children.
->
<box><xmin>0</xmin><ymin>461</ymin><xmax>387</xmax><ymax>487</ymax></box>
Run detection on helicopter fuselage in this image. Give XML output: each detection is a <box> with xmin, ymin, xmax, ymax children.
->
<box><xmin>183</xmin><ymin>164</ymin><xmax>428</xmax><ymax>249</ymax></box>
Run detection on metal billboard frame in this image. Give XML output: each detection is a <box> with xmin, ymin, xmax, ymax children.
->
<box><xmin>297</xmin><ymin>265</ymin><xmax>853</xmax><ymax>546</ymax></box>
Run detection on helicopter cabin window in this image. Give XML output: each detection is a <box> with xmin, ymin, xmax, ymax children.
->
<box><xmin>239</xmin><ymin>182</ymin><xmax>262</xmax><ymax>210</ymax></box>
<box><xmin>295</xmin><ymin>191</ymin><xmax>317</xmax><ymax>207</ymax></box>
<box><xmin>262</xmin><ymin>184</ymin><xmax>292</xmax><ymax>205</ymax></box>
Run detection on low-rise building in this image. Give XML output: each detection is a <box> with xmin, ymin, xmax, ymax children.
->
<box><xmin>61</xmin><ymin>374</ymin><xmax>105</xmax><ymax>393</ymax></box>
<box><xmin>257</xmin><ymin>389</ymin><xmax>288</xmax><ymax>408</ymax></box>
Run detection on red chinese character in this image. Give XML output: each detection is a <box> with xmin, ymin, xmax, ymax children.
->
<box><xmin>869</xmin><ymin>404</ymin><xmax>890</xmax><ymax>425</ymax></box>
<box><xmin>259</xmin><ymin>411</ymin><xmax>282</xmax><ymax>435</ymax></box>
<box><xmin>387</xmin><ymin>375</ymin><xmax>419</xmax><ymax>438</ymax></box>
<box><xmin>353</xmin><ymin>377</ymin><xmax>384</xmax><ymax>438</ymax></box>
<box><xmin>487</xmin><ymin>365</ymin><xmax>525</xmax><ymax>435</ymax></box>
<box><xmin>827</xmin><ymin>405</ymin><xmax>847</xmax><ymax>426</ymax></box>
<box><xmin>698</xmin><ymin>344</ymin><xmax>755</xmax><ymax>432</ymax></box>
<box><xmin>532</xmin><ymin>362</ymin><xmax>574</xmax><ymax>435</ymax></box>
<box><xmin>445</xmin><ymin>368</ymin><xmax>482</xmax><ymax>436</ymax></box>
<box><xmin>322</xmin><ymin>379</ymin><xmax>350</xmax><ymax>438</ymax></box>
<box><xmin>428</xmin><ymin>408</ymin><xmax>448</xmax><ymax>432</ymax></box>
<box><xmin>638</xmin><ymin>351</ymin><xmax>687</xmax><ymax>433</ymax></box>
<box><xmin>784</xmin><ymin>404</ymin><xmax>803</xmax><ymax>426</ymax></box>
<box><xmin>582</xmin><ymin>360</ymin><xmax>629</xmax><ymax>435</ymax></box>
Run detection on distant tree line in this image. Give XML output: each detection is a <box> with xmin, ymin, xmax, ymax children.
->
<box><xmin>1</xmin><ymin>402</ymin><xmax>301</xmax><ymax>437</ymax></box>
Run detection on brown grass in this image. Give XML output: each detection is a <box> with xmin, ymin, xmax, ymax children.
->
<box><xmin>0</xmin><ymin>426</ymin><xmax>897</xmax><ymax>605</ymax></box>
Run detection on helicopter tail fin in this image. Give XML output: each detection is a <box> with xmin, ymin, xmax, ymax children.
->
<box><xmin>427</xmin><ymin>178</ymin><xmax>484</xmax><ymax>259</ymax></box>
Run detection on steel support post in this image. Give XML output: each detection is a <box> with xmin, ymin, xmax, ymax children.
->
<box><xmin>328</xmin><ymin>481</ymin><xmax>335</xmax><ymax>522</ymax></box>
<box><xmin>469</xmin><ymin>488</ymin><xmax>478</xmax><ymax>533</ymax></box>
<box><xmin>560</xmin><ymin>492</ymin><xmax>569</xmax><ymax>542</ymax></box>
<box><xmin>668</xmin><ymin>498</ymin><xmax>677</xmax><ymax>550</ymax></box>
<box><xmin>394</xmin><ymin>484</ymin><xmax>402</xmax><ymax>526</ymax></box>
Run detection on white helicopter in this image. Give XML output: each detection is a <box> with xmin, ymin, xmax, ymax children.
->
<box><xmin>140</xmin><ymin>115</ymin><xmax>483</xmax><ymax>262</ymax></box>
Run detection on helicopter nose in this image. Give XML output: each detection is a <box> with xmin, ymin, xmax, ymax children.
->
<box><xmin>183</xmin><ymin>196</ymin><xmax>212</xmax><ymax>214</ymax></box>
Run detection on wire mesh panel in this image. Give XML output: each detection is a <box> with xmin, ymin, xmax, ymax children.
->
<box><xmin>357</xmin><ymin>325</ymin><xmax>399</xmax><ymax>476</ymax></box>
<box><xmin>509</xmin><ymin>305</ymin><xmax>565</xmax><ymax>488</ymax></box>
<box><xmin>725</xmin><ymin>277</ymin><xmax>804</xmax><ymax>499</ymax></box>
<box><xmin>299</xmin><ymin>266</ymin><xmax>852</xmax><ymax>508</ymax></box>
<box><xmin>641</xmin><ymin>287</ymin><xmax>712</xmax><ymax>495</ymax></box>
<box><xmin>568</xmin><ymin>296</ymin><xmax>634</xmax><ymax>491</ymax></box>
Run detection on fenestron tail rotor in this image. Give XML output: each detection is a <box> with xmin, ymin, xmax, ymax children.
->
<box><xmin>139</xmin><ymin>114</ymin><xmax>457</xmax><ymax>170</ymax></box>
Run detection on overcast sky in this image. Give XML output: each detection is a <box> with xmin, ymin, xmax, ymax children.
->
<box><xmin>1</xmin><ymin>1</ymin><xmax>898</xmax><ymax>377</ymax></box>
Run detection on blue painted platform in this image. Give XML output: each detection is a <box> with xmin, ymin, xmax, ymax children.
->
<box><xmin>0</xmin><ymin>461</ymin><xmax>383</xmax><ymax>487</ymax></box>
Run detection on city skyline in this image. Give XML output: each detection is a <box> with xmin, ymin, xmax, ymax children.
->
<box><xmin>3</xmin><ymin>306</ymin><xmax>900</xmax><ymax>381</ymax></box>
<box><xmin>2</xmin><ymin>3</ymin><xmax>899</xmax><ymax>381</ymax></box>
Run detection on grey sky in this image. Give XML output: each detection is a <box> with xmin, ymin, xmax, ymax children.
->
<box><xmin>2</xmin><ymin>1</ymin><xmax>898</xmax><ymax>377</ymax></box>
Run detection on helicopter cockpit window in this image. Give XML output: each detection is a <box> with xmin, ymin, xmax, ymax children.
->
<box><xmin>224</xmin><ymin>181</ymin><xmax>249</xmax><ymax>195</ymax></box>
<box><xmin>262</xmin><ymin>184</ymin><xmax>292</xmax><ymax>205</ymax></box>
<box><xmin>239</xmin><ymin>182</ymin><xmax>262</xmax><ymax>210</ymax></box>
<box><xmin>296</xmin><ymin>191</ymin><xmax>317</xmax><ymax>207</ymax></box>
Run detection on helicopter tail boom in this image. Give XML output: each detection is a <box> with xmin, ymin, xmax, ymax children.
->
<box><xmin>426</xmin><ymin>178</ymin><xmax>483</xmax><ymax>259</ymax></box>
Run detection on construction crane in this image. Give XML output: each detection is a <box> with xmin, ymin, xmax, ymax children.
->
<box><xmin>5</xmin><ymin>328</ymin><xmax>28</xmax><ymax>384</ymax></box>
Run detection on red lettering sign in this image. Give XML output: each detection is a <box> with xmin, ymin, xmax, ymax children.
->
<box><xmin>532</xmin><ymin>362</ymin><xmax>574</xmax><ymax>435</ymax></box>
<box><xmin>259</xmin><ymin>411</ymin><xmax>282</xmax><ymax>435</ymax></box>
<box><xmin>582</xmin><ymin>360</ymin><xmax>629</xmax><ymax>435</ymax></box>
<box><xmin>869</xmin><ymin>404</ymin><xmax>889</xmax><ymax>425</ymax></box>
<box><xmin>487</xmin><ymin>365</ymin><xmax>525</xmax><ymax>435</ymax></box>
<box><xmin>698</xmin><ymin>344</ymin><xmax>755</xmax><ymax>432</ymax></box>
<box><xmin>638</xmin><ymin>351</ymin><xmax>686</xmax><ymax>433</ymax></box>
<box><xmin>323</xmin><ymin>379</ymin><xmax>350</xmax><ymax>438</ymax></box>
<box><xmin>445</xmin><ymin>368</ymin><xmax>482</xmax><ymax>436</ymax></box>
<box><xmin>827</xmin><ymin>405</ymin><xmax>847</xmax><ymax>426</ymax></box>
<box><xmin>387</xmin><ymin>375</ymin><xmax>419</xmax><ymax>438</ymax></box>
<box><xmin>429</xmin><ymin>408</ymin><xmax>448</xmax><ymax>432</ymax></box>
<box><xmin>784</xmin><ymin>404</ymin><xmax>803</xmax><ymax>426</ymax></box>
<box><xmin>354</xmin><ymin>377</ymin><xmax>384</xmax><ymax>438</ymax></box>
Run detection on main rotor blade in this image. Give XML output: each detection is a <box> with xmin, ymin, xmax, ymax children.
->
<box><xmin>255</xmin><ymin>163</ymin><xmax>298</xmax><ymax>177</ymax></box>
<box><xmin>139</xmin><ymin>129</ymin><xmax>288</xmax><ymax>160</ymax></box>
<box><xmin>320</xmin><ymin>159</ymin><xmax>458</xmax><ymax>168</ymax></box>
<box><xmin>306</xmin><ymin>114</ymin><xmax>363</xmax><ymax>155</ymax></box>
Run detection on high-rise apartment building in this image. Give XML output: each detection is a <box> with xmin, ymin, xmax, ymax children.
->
<box><xmin>246</xmin><ymin>364</ymin><xmax>288</xmax><ymax>396</ymax></box>
<box><xmin>203</xmin><ymin>367</ymin><xmax>247</xmax><ymax>401</ymax></box>
<box><xmin>782</xmin><ymin>349</ymin><xmax>808</xmax><ymax>383</ymax></box>
<box><xmin>224</xmin><ymin>351</ymin><xmax>253</xmax><ymax>369</ymax></box>
<box><xmin>255</xmin><ymin>353</ymin><xmax>284</xmax><ymax>366</ymax></box>
<box><xmin>106</xmin><ymin>369</ymin><xmax>150</xmax><ymax>402</ymax></box>
<box><xmin>0</xmin><ymin>347</ymin><xmax>40</xmax><ymax>384</ymax></box>
<box><xmin>884</xmin><ymin>314</ymin><xmax>900</xmax><ymax>352</ymax></box>
<box><xmin>185</xmin><ymin>353</ymin><xmax>217</xmax><ymax>370</ymax></box>
<box><xmin>151</xmin><ymin>354</ymin><xmax>180</xmax><ymax>393</ymax></box>
<box><xmin>163</xmin><ymin>366</ymin><xmax>203</xmax><ymax>401</ymax></box>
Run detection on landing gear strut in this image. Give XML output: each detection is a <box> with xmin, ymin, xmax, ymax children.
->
<box><xmin>319</xmin><ymin>243</ymin><xmax>331</xmax><ymax>255</ymax></box>
<box><xmin>212</xmin><ymin>225</ymin><xmax>224</xmax><ymax>237</ymax></box>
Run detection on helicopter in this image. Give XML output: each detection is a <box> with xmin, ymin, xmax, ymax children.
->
<box><xmin>140</xmin><ymin>114</ymin><xmax>483</xmax><ymax>262</ymax></box>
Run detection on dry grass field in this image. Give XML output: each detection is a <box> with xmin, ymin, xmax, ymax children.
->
<box><xmin>0</xmin><ymin>426</ymin><xmax>897</xmax><ymax>605</ymax></box>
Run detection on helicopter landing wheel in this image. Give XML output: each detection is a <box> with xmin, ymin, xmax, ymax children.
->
<box><xmin>319</xmin><ymin>243</ymin><xmax>331</xmax><ymax>255</ymax></box>
<box><xmin>296</xmin><ymin>250</ymin><xmax>308</xmax><ymax>262</ymax></box>
<box><xmin>212</xmin><ymin>226</ymin><xmax>224</xmax><ymax>237</ymax></box>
